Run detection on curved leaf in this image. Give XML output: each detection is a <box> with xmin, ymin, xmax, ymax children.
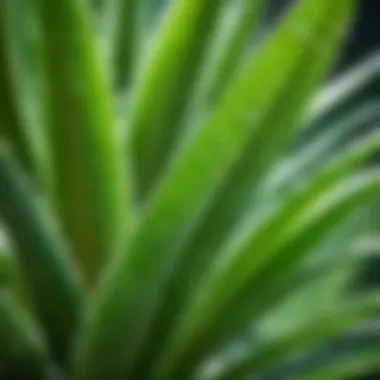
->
<box><xmin>149</xmin><ymin>125</ymin><xmax>377</xmax><ymax>376</ymax></box>
<box><xmin>75</xmin><ymin>1</ymin><xmax>355</xmax><ymax>379</ymax></box>
<box><xmin>141</xmin><ymin>1</ymin><xmax>356</xmax><ymax>365</ymax></box>
<box><xmin>213</xmin><ymin>293</ymin><xmax>380</xmax><ymax>380</ymax></box>
<box><xmin>299</xmin><ymin>352</ymin><xmax>380</xmax><ymax>380</ymax></box>
<box><xmin>307</xmin><ymin>51</ymin><xmax>380</xmax><ymax>132</ymax></box>
<box><xmin>263</xmin><ymin>101</ymin><xmax>380</xmax><ymax>196</ymax></box>
<box><xmin>291</xmin><ymin>322</ymin><xmax>380</xmax><ymax>380</ymax></box>
<box><xmin>154</xmin><ymin>167</ymin><xmax>380</xmax><ymax>379</ymax></box>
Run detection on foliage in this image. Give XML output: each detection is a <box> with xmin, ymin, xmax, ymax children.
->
<box><xmin>0</xmin><ymin>0</ymin><xmax>379</xmax><ymax>379</ymax></box>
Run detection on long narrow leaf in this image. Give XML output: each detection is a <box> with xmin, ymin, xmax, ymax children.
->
<box><xmin>168</xmin><ymin>0</ymin><xmax>355</xmax><ymax>283</ymax></box>
<box><xmin>75</xmin><ymin>1</ymin><xmax>355</xmax><ymax>379</ymax></box>
<box><xmin>213</xmin><ymin>293</ymin><xmax>380</xmax><ymax>380</ymax></box>
<box><xmin>105</xmin><ymin>0</ymin><xmax>143</xmax><ymax>91</ymax></box>
<box><xmin>130</xmin><ymin>0</ymin><xmax>224</xmax><ymax>202</ymax></box>
<box><xmin>201</xmin><ymin>231</ymin><xmax>380</xmax><ymax>380</ymax></box>
<box><xmin>200</xmin><ymin>0</ymin><xmax>266</xmax><ymax>105</ymax></box>
<box><xmin>184</xmin><ymin>0</ymin><xmax>266</xmax><ymax>135</ymax></box>
<box><xmin>0</xmin><ymin>291</ymin><xmax>54</xmax><ymax>380</ymax></box>
<box><xmin>143</xmin><ymin>1</ymin><xmax>355</xmax><ymax>362</ymax></box>
<box><xmin>299</xmin><ymin>351</ymin><xmax>380</xmax><ymax>380</ymax></box>
<box><xmin>246</xmin><ymin>321</ymin><xmax>380</xmax><ymax>379</ymax></box>
<box><xmin>263</xmin><ymin>101</ymin><xmax>380</xmax><ymax>195</ymax></box>
<box><xmin>153</xmin><ymin>149</ymin><xmax>380</xmax><ymax>379</ymax></box>
<box><xmin>34</xmin><ymin>0</ymin><xmax>128</xmax><ymax>283</ymax></box>
<box><xmin>0</xmin><ymin>3</ymin><xmax>35</xmax><ymax>173</ymax></box>
<box><xmin>0</xmin><ymin>248</ymin><xmax>30</xmax><ymax>311</ymax></box>
<box><xmin>306</xmin><ymin>51</ymin><xmax>380</xmax><ymax>132</ymax></box>
<box><xmin>142</xmin><ymin>4</ymin><xmax>360</xmax><ymax>366</ymax></box>
<box><xmin>281</xmin><ymin>322</ymin><xmax>380</xmax><ymax>380</ymax></box>
<box><xmin>0</xmin><ymin>150</ymin><xmax>84</xmax><ymax>364</ymax></box>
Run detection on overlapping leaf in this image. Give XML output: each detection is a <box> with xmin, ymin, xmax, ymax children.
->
<box><xmin>129</xmin><ymin>0</ymin><xmax>224</xmax><ymax>202</ymax></box>
<box><xmin>153</xmin><ymin>162</ymin><xmax>380</xmax><ymax>379</ymax></box>
<box><xmin>104</xmin><ymin>0</ymin><xmax>143</xmax><ymax>91</ymax></box>
<box><xmin>0</xmin><ymin>150</ymin><xmax>83</xmax><ymax>363</ymax></box>
<box><xmin>2</xmin><ymin>1</ymin><xmax>379</xmax><ymax>380</ymax></box>
<box><xmin>75</xmin><ymin>1</ymin><xmax>357</xmax><ymax>380</ymax></box>
<box><xmin>214</xmin><ymin>292</ymin><xmax>380</xmax><ymax>380</ymax></box>
<box><xmin>0</xmin><ymin>292</ymin><xmax>54</xmax><ymax>380</ymax></box>
<box><xmin>138</xmin><ymin>0</ymin><xmax>357</xmax><ymax>373</ymax></box>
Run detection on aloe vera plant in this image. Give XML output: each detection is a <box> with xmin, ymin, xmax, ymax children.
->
<box><xmin>1</xmin><ymin>0</ymin><xmax>380</xmax><ymax>379</ymax></box>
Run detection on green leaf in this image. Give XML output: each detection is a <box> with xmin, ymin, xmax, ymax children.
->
<box><xmin>258</xmin><ymin>206</ymin><xmax>378</xmax><ymax>328</ymax></box>
<box><xmin>247</xmin><ymin>321</ymin><xmax>380</xmax><ymax>379</ymax></box>
<box><xmin>0</xmin><ymin>246</ymin><xmax>30</xmax><ymax>311</ymax></box>
<box><xmin>0</xmin><ymin>291</ymin><xmax>55</xmax><ymax>380</ymax></box>
<box><xmin>0</xmin><ymin>150</ymin><xmax>84</xmax><ymax>364</ymax></box>
<box><xmin>34</xmin><ymin>0</ymin><xmax>128</xmax><ymax>283</ymax></box>
<box><xmin>212</xmin><ymin>293</ymin><xmax>380</xmax><ymax>380</ymax></box>
<box><xmin>199</xmin><ymin>0</ymin><xmax>266</xmax><ymax>105</ymax></box>
<box><xmin>306</xmin><ymin>51</ymin><xmax>380</xmax><ymax>132</ymax></box>
<box><xmin>299</xmin><ymin>350</ymin><xmax>380</xmax><ymax>380</ymax></box>
<box><xmin>152</xmin><ymin>170</ymin><xmax>380</xmax><ymax>379</ymax></box>
<box><xmin>171</xmin><ymin>0</ymin><xmax>354</xmax><ymax>272</ymax></box>
<box><xmin>138</xmin><ymin>0</ymin><xmax>356</xmax><ymax>370</ymax></box>
<box><xmin>263</xmin><ymin>101</ymin><xmax>380</xmax><ymax>196</ymax></box>
<box><xmin>0</xmin><ymin>2</ymin><xmax>35</xmax><ymax>173</ymax></box>
<box><xmin>104</xmin><ymin>0</ymin><xmax>143</xmax><ymax>91</ymax></box>
<box><xmin>259</xmin><ymin>265</ymin><xmax>352</xmax><ymax>342</ymax></box>
<box><xmin>88</xmin><ymin>0</ymin><xmax>104</xmax><ymax>13</ymax></box>
<box><xmin>184</xmin><ymin>0</ymin><xmax>266</xmax><ymax>136</ymax></box>
<box><xmin>144</xmin><ymin>0</ymin><xmax>167</xmax><ymax>29</ymax></box>
<box><xmin>0</xmin><ymin>232</ymin><xmax>12</xmax><ymax>287</ymax></box>
<box><xmin>197</xmin><ymin>231</ymin><xmax>376</xmax><ymax>379</ymax></box>
<box><xmin>255</xmin><ymin>221</ymin><xmax>369</xmax><ymax>337</ymax></box>
<box><xmin>130</xmin><ymin>0</ymin><xmax>224</xmax><ymax>202</ymax></box>
<box><xmin>75</xmin><ymin>1</ymin><xmax>355</xmax><ymax>379</ymax></box>
<box><xmin>2</xmin><ymin>0</ymin><xmax>47</xmax><ymax>180</ymax></box>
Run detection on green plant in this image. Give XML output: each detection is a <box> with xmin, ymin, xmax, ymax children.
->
<box><xmin>0</xmin><ymin>0</ymin><xmax>380</xmax><ymax>379</ymax></box>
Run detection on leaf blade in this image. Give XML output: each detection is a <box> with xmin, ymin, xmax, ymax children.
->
<box><xmin>153</xmin><ymin>140</ymin><xmax>380</xmax><ymax>379</ymax></box>
<box><xmin>0</xmin><ymin>150</ymin><xmax>84</xmax><ymax>364</ymax></box>
<box><xmin>0</xmin><ymin>292</ymin><xmax>54</xmax><ymax>380</ymax></box>
<box><xmin>75</xmin><ymin>1</ymin><xmax>355</xmax><ymax>379</ymax></box>
<box><xmin>130</xmin><ymin>0</ymin><xmax>224</xmax><ymax>202</ymax></box>
<box><xmin>34</xmin><ymin>0</ymin><xmax>128</xmax><ymax>283</ymax></box>
<box><xmin>201</xmin><ymin>0</ymin><xmax>266</xmax><ymax>105</ymax></box>
<box><xmin>142</xmin><ymin>0</ymin><xmax>356</xmax><ymax>371</ymax></box>
<box><xmin>0</xmin><ymin>2</ymin><xmax>35</xmax><ymax>173</ymax></box>
<box><xmin>215</xmin><ymin>293</ymin><xmax>380</xmax><ymax>380</ymax></box>
<box><xmin>104</xmin><ymin>0</ymin><xmax>143</xmax><ymax>91</ymax></box>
